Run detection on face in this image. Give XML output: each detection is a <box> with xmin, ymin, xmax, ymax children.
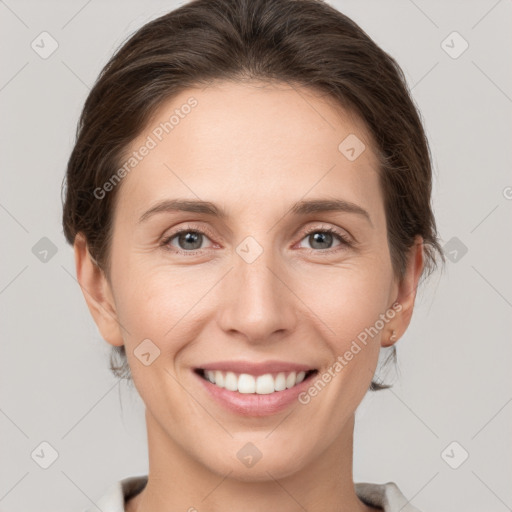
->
<box><xmin>78</xmin><ymin>80</ymin><xmax>421</xmax><ymax>481</ymax></box>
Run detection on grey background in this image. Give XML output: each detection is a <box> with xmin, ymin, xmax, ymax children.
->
<box><xmin>1</xmin><ymin>0</ymin><xmax>511</xmax><ymax>511</ymax></box>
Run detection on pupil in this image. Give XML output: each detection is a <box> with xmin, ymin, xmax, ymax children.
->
<box><xmin>310</xmin><ymin>232</ymin><xmax>332</xmax><ymax>249</ymax></box>
<box><xmin>180</xmin><ymin>232</ymin><xmax>201</xmax><ymax>250</ymax></box>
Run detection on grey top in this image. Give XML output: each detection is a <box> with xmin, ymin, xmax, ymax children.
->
<box><xmin>84</xmin><ymin>474</ymin><xmax>423</xmax><ymax>512</ymax></box>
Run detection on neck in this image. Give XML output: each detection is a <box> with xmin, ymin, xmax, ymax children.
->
<box><xmin>127</xmin><ymin>409</ymin><xmax>377</xmax><ymax>512</ymax></box>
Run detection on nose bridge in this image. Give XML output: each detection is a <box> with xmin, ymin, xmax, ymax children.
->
<box><xmin>218</xmin><ymin>236</ymin><xmax>296</xmax><ymax>341</ymax></box>
<box><xmin>235</xmin><ymin>238</ymin><xmax>283</xmax><ymax>314</ymax></box>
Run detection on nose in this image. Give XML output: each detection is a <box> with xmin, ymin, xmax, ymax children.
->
<box><xmin>217</xmin><ymin>242</ymin><xmax>298</xmax><ymax>345</ymax></box>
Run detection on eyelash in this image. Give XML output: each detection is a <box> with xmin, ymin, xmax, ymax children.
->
<box><xmin>160</xmin><ymin>224</ymin><xmax>353</xmax><ymax>256</ymax></box>
<box><xmin>300</xmin><ymin>225</ymin><xmax>353</xmax><ymax>252</ymax></box>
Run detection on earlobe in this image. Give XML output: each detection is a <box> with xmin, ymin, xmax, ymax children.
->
<box><xmin>73</xmin><ymin>233</ymin><xmax>124</xmax><ymax>347</ymax></box>
<box><xmin>382</xmin><ymin>236</ymin><xmax>425</xmax><ymax>347</ymax></box>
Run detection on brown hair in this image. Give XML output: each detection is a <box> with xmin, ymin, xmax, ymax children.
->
<box><xmin>61</xmin><ymin>0</ymin><xmax>444</xmax><ymax>390</ymax></box>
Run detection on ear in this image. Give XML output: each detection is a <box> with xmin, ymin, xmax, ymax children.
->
<box><xmin>382</xmin><ymin>235</ymin><xmax>425</xmax><ymax>347</ymax></box>
<box><xmin>73</xmin><ymin>233</ymin><xmax>124</xmax><ymax>347</ymax></box>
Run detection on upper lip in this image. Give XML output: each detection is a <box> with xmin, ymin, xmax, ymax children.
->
<box><xmin>196</xmin><ymin>360</ymin><xmax>316</xmax><ymax>376</ymax></box>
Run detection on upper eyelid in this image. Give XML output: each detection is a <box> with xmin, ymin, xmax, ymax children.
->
<box><xmin>301</xmin><ymin>224</ymin><xmax>351</xmax><ymax>239</ymax></box>
<box><xmin>163</xmin><ymin>222</ymin><xmax>348</xmax><ymax>237</ymax></box>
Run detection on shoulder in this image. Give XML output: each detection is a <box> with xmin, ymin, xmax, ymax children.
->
<box><xmin>84</xmin><ymin>475</ymin><xmax>423</xmax><ymax>512</ymax></box>
<box><xmin>355</xmin><ymin>481</ymin><xmax>424</xmax><ymax>512</ymax></box>
<box><xmin>82</xmin><ymin>475</ymin><xmax>148</xmax><ymax>512</ymax></box>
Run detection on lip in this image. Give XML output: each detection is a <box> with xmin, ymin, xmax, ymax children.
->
<box><xmin>197</xmin><ymin>359</ymin><xmax>314</xmax><ymax>377</ymax></box>
<box><xmin>193</xmin><ymin>360</ymin><xmax>318</xmax><ymax>417</ymax></box>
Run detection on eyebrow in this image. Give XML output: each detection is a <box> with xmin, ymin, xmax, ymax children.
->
<box><xmin>138</xmin><ymin>198</ymin><xmax>372</xmax><ymax>226</ymax></box>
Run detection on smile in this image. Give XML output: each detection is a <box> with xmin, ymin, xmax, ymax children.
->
<box><xmin>195</xmin><ymin>368</ymin><xmax>318</xmax><ymax>394</ymax></box>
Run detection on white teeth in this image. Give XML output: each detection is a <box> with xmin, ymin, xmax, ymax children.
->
<box><xmin>285</xmin><ymin>372</ymin><xmax>296</xmax><ymax>389</ymax></box>
<box><xmin>238</xmin><ymin>374</ymin><xmax>256</xmax><ymax>394</ymax></box>
<box><xmin>224</xmin><ymin>371</ymin><xmax>238</xmax><ymax>391</ymax></box>
<box><xmin>202</xmin><ymin>369</ymin><xmax>311</xmax><ymax>394</ymax></box>
<box><xmin>215</xmin><ymin>370</ymin><xmax>224</xmax><ymax>388</ymax></box>
<box><xmin>274</xmin><ymin>372</ymin><xmax>287</xmax><ymax>391</ymax></box>
<box><xmin>255</xmin><ymin>374</ymin><xmax>275</xmax><ymax>394</ymax></box>
<box><xmin>296</xmin><ymin>371</ymin><xmax>306</xmax><ymax>384</ymax></box>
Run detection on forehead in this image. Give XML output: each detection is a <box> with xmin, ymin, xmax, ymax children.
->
<box><xmin>114</xmin><ymin>80</ymin><xmax>384</xmax><ymax>226</ymax></box>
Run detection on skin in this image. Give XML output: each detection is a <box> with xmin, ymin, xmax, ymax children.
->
<box><xmin>75</xmin><ymin>80</ymin><xmax>424</xmax><ymax>512</ymax></box>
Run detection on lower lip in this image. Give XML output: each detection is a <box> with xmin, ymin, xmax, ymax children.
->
<box><xmin>194</xmin><ymin>370</ymin><xmax>316</xmax><ymax>417</ymax></box>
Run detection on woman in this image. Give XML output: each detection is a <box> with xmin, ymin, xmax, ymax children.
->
<box><xmin>62</xmin><ymin>0</ymin><xmax>444</xmax><ymax>510</ymax></box>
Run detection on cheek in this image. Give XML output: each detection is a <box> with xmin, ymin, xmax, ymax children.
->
<box><xmin>295</xmin><ymin>261</ymin><xmax>393</xmax><ymax>342</ymax></box>
<box><xmin>112</xmin><ymin>263</ymin><xmax>212</xmax><ymax>373</ymax></box>
<box><xmin>294</xmin><ymin>263</ymin><xmax>392</xmax><ymax>396</ymax></box>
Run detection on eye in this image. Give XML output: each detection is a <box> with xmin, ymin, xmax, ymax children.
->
<box><xmin>160</xmin><ymin>224</ymin><xmax>353</xmax><ymax>255</ymax></box>
<box><xmin>161</xmin><ymin>225</ymin><xmax>215</xmax><ymax>254</ymax></box>
<box><xmin>297</xmin><ymin>226</ymin><xmax>352</xmax><ymax>252</ymax></box>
